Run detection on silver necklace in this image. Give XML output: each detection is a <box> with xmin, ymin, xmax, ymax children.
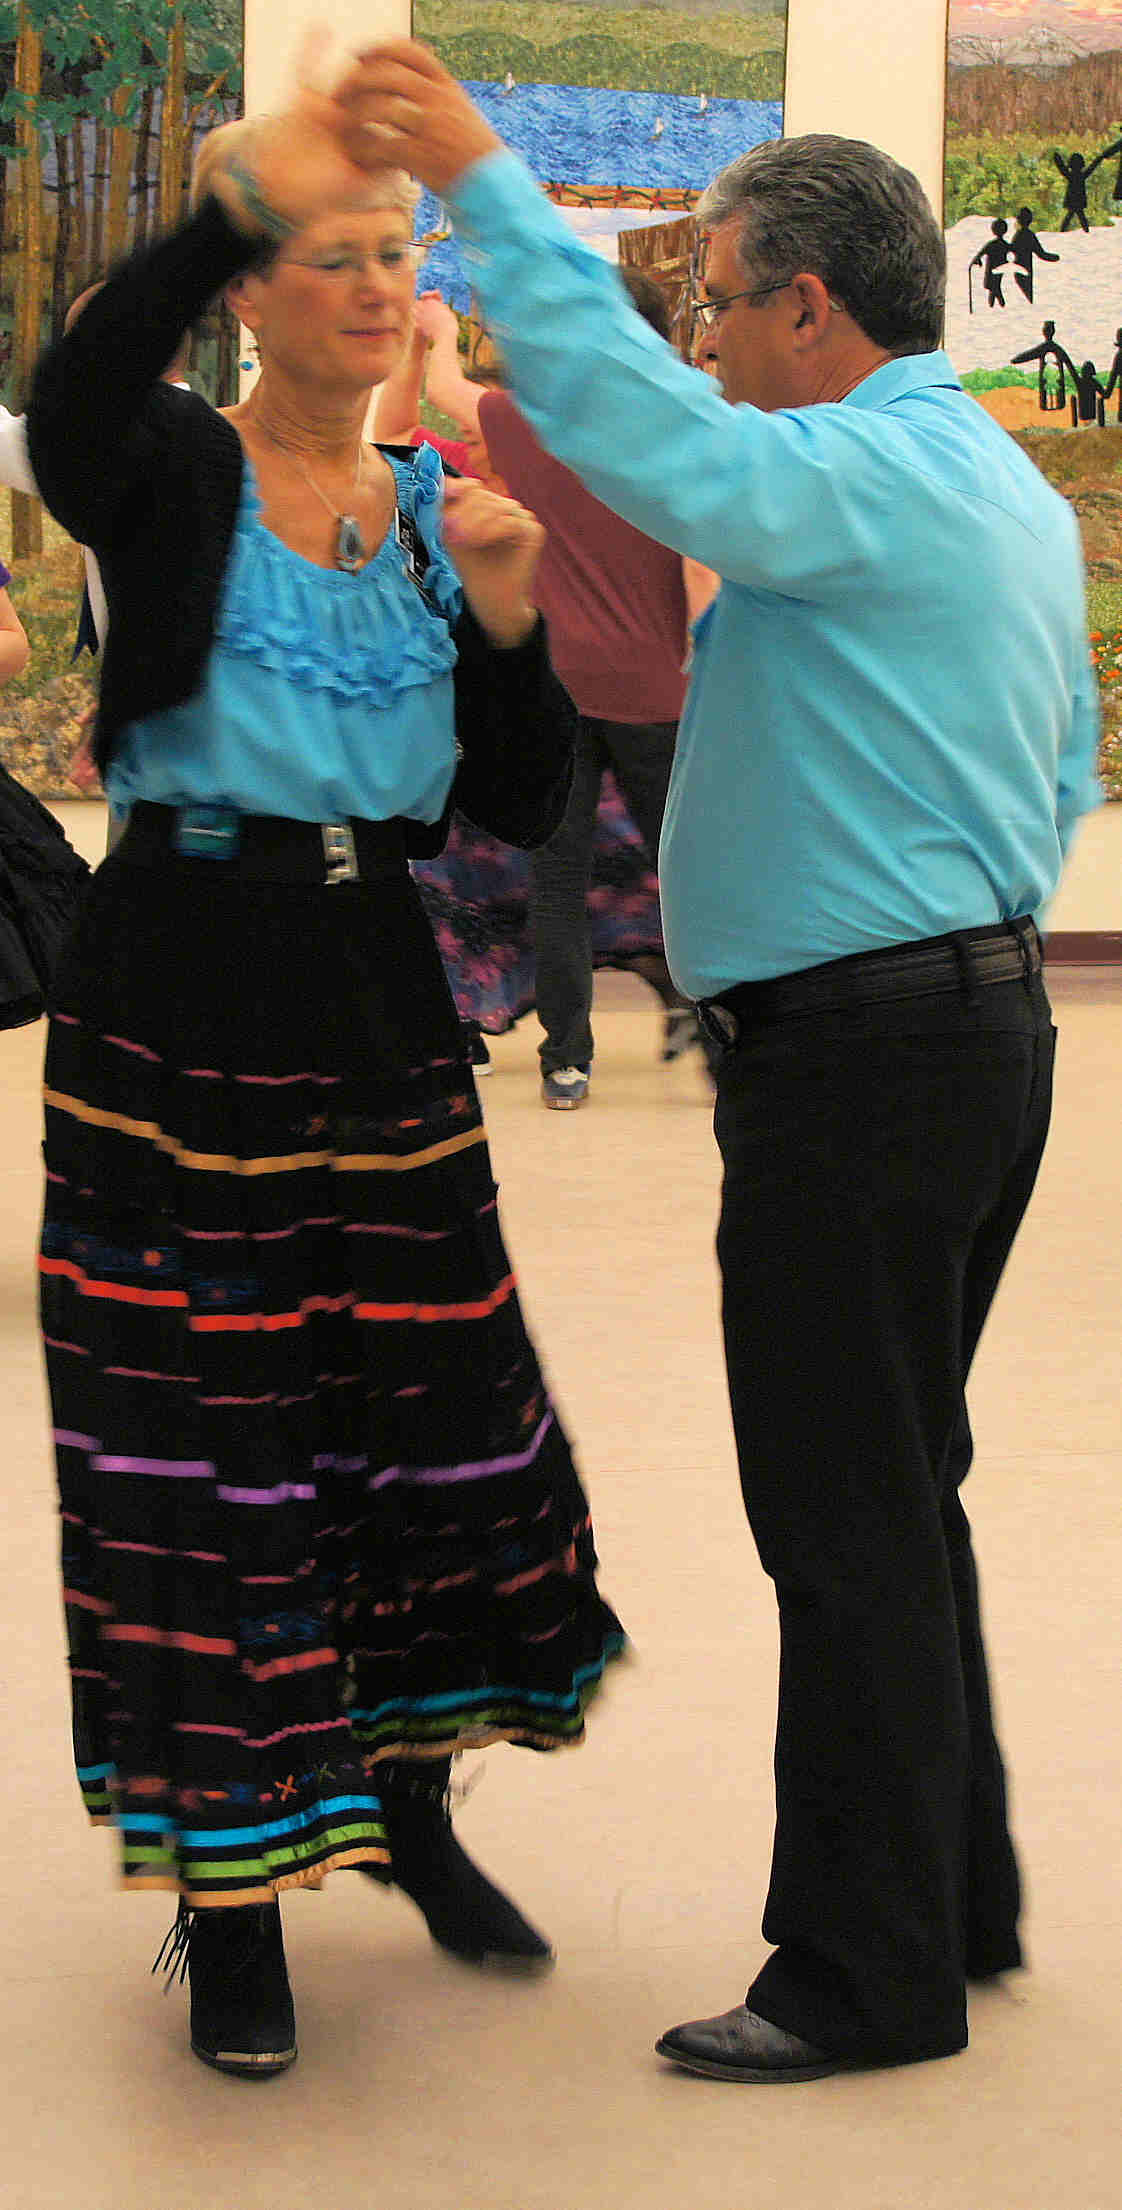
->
<box><xmin>265</xmin><ymin>433</ymin><xmax>369</xmax><ymax>572</ymax></box>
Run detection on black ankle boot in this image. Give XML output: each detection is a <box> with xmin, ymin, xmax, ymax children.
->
<box><xmin>155</xmin><ymin>1898</ymin><xmax>298</xmax><ymax>2077</ymax></box>
<box><xmin>368</xmin><ymin>1760</ymin><xmax>554</xmax><ymax>1974</ymax></box>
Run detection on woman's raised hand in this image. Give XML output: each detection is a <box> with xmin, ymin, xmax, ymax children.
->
<box><xmin>199</xmin><ymin>33</ymin><xmax>398</xmax><ymax>242</ymax></box>
<box><xmin>201</xmin><ymin>103</ymin><xmax>376</xmax><ymax>240</ymax></box>
<box><xmin>200</xmin><ymin>39</ymin><xmax>500</xmax><ymax>244</ymax></box>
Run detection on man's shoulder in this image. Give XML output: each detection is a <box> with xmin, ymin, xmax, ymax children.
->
<box><xmin>477</xmin><ymin>387</ymin><xmax>534</xmax><ymax>456</ymax></box>
<box><xmin>880</xmin><ymin>384</ymin><xmax>1086</xmax><ymax>589</ymax></box>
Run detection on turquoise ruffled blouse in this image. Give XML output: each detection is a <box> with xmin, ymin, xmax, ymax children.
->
<box><xmin>106</xmin><ymin>444</ymin><xmax>463</xmax><ymax>825</ymax></box>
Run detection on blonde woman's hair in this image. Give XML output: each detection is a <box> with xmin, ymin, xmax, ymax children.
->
<box><xmin>190</xmin><ymin>116</ymin><xmax>421</xmax><ymax>226</ymax></box>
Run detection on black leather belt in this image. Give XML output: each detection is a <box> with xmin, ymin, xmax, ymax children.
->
<box><xmin>116</xmin><ymin>802</ymin><xmax>410</xmax><ymax>885</ymax></box>
<box><xmin>697</xmin><ymin>920</ymin><xmax>1043</xmax><ymax>1047</ymax></box>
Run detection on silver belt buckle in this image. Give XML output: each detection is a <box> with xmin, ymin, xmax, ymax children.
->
<box><xmin>322</xmin><ymin>822</ymin><xmax>358</xmax><ymax>884</ymax></box>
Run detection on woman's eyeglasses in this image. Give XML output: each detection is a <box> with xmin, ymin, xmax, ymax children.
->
<box><xmin>285</xmin><ymin>245</ymin><xmax>427</xmax><ymax>278</ymax></box>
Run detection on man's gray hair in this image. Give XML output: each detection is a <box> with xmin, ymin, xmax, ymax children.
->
<box><xmin>696</xmin><ymin>134</ymin><xmax>946</xmax><ymax>356</ymax></box>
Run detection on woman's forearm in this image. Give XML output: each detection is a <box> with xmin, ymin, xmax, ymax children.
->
<box><xmin>423</xmin><ymin>334</ymin><xmax>483</xmax><ymax>436</ymax></box>
<box><xmin>27</xmin><ymin>197</ymin><xmax>261</xmax><ymax>548</ymax></box>
<box><xmin>372</xmin><ymin>333</ymin><xmax>428</xmax><ymax>440</ymax></box>
<box><xmin>452</xmin><ymin>605</ymin><xmax>575</xmax><ymax>847</ymax></box>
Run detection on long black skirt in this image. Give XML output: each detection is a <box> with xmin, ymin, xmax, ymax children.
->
<box><xmin>40</xmin><ymin>839</ymin><xmax>625</xmax><ymax>1905</ymax></box>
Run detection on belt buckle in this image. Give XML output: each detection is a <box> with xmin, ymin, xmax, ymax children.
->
<box><xmin>697</xmin><ymin>999</ymin><xmax>739</xmax><ymax>1049</ymax></box>
<box><xmin>174</xmin><ymin>805</ymin><xmax>241</xmax><ymax>859</ymax></box>
<box><xmin>322</xmin><ymin>822</ymin><xmax>359</xmax><ymax>884</ymax></box>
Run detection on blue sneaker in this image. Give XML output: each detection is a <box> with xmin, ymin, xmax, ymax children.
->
<box><xmin>541</xmin><ymin>1065</ymin><xmax>590</xmax><ymax>1110</ymax></box>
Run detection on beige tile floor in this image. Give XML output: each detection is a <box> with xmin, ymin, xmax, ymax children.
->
<box><xmin>2</xmin><ymin>814</ymin><xmax>1119</xmax><ymax>2209</ymax></box>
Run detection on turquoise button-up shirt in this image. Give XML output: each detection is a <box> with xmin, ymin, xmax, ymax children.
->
<box><xmin>450</xmin><ymin>153</ymin><xmax>1101</xmax><ymax>997</ymax></box>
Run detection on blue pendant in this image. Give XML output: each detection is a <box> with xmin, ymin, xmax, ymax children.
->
<box><xmin>336</xmin><ymin>514</ymin><xmax>365</xmax><ymax>572</ymax></box>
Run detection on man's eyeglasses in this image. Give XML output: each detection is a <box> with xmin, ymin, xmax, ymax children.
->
<box><xmin>691</xmin><ymin>281</ymin><xmax>845</xmax><ymax>332</ymax></box>
<box><xmin>284</xmin><ymin>245</ymin><xmax>426</xmax><ymax>279</ymax></box>
<box><xmin>690</xmin><ymin>279</ymin><xmax>791</xmax><ymax>332</ymax></box>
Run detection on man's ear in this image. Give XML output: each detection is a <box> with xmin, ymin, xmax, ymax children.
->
<box><xmin>789</xmin><ymin>273</ymin><xmax>837</xmax><ymax>342</ymax></box>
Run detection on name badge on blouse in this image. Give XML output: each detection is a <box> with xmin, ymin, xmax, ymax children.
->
<box><xmin>394</xmin><ymin>507</ymin><xmax>428</xmax><ymax>593</ymax></box>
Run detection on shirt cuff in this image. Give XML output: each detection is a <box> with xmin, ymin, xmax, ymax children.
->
<box><xmin>447</xmin><ymin>148</ymin><xmax>597</xmax><ymax>269</ymax></box>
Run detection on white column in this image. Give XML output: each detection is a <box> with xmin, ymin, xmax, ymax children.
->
<box><xmin>241</xmin><ymin>0</ymin><xmax>949</xmax><ymax>214</ymax></box>
<box><xmin>239</xmin><ymin>0</ymin><xmax>410</xmax><ymax>401</ymax></box>
<box><xmin>783</xmin><ymin>0</ymin><xmax>948</xmax><ymax>219</ymax></box>
<box><xmin>241</xmin><ymin>0</ymin><xmax>950</xmax><ymax>209</ymax></box>
<box><xmin>244</xmin><ymin>0</ymin><xmax>409</xmax><ymax>116</ymax></box>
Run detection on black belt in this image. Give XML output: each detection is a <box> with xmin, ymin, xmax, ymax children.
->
<box><xmin>697</xmin><ymin>920</ymin><xmax>1043</xmax><ymax>1048</ymax></box>
<box><xmin>116</xmin><ymin>803</ymin><xmax>410</xmax><ymax>885</ymax></box>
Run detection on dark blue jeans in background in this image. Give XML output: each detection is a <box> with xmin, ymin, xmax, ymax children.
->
<box><xmin>530</xmin><ymin>715</ymin><xmax>683</xmax><ymax>1074</ymax></box>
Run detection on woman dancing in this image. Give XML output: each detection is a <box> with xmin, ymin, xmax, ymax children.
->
<box><xmin>28</xmin><ymin>92</ymin><xmax>624</xmax><ymax>2080</ymax></box>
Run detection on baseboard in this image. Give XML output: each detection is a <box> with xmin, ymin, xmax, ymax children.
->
<box><xmin>1044</xmin><ymin>932</ymin><xmax>1122</xmax><ymax>964</ymax></box>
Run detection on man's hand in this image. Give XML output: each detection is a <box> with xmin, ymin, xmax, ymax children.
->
<box><xmin>441</xmin><ymin>476</ymin><xmax>542</xmax><ymax>649</ymax></box>
<box><xmin>338</xmin><ymin>40</ymin><xmax>504</xmax><ymax>198</ymax></box>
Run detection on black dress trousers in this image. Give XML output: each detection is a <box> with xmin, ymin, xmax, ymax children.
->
<box><xmin>712</xmin><ymin>945</ymin><xmax>1053</xmax><ymax>2059</ymax></box>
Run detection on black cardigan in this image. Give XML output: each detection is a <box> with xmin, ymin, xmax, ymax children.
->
<box><xmin>26</xmin><ymin>195</ymin><xmax>575</xmax><ymax>855</ymax></box>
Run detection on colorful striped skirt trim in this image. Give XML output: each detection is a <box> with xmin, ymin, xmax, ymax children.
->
<box><xmin>42</xmin><ymin>847</ymin><xmax>625</xmax><ymax>1902</ymax></box>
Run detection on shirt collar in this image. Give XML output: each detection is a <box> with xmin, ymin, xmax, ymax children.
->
<box><xmin>839</xmin><ymin>350</ymin><xmax>962</xmax><ymax>411</ymax></box>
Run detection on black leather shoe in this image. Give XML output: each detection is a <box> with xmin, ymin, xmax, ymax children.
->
<box><xmin>367</xmin><ymin>1760</ymin><xmax>554</xmax><ymax>1974</ymax></box>
<box><xmin>155</xmin><ymin>1899</ymin><xmax>298</xmax><ymax>2078</ymax></box>
<box><xmin>656</xmin><ymin>2003</ymin><xmax>844</xmax><ymax>2083</ymax></box>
